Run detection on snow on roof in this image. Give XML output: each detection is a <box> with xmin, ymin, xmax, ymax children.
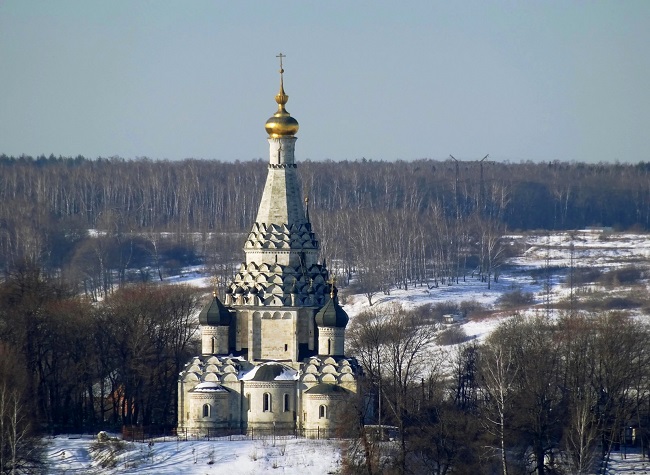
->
<box><xmin>191</xmin><ymin>382</ymin><xmax>228</xmax><ymax>392</ymax></box>
<box><xmin>240</xmin><ymin>362</ymin><xmax>298</xmax><ymax>381</ymax></box>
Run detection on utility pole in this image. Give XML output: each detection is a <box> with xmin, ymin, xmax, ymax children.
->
<box><xmin>450</xmin><ymin>155</ymin><xmax>460</xmax><ymax>284</ymax></box>
<box><xmin>479</xmin><ymin>154</ymin><xmax>489</xmax><ymax>217</ymax></box>
<box><xmin>449</xmin><ymin>155</ymin><xmax>460</xmax><ymax>220</ymax></box>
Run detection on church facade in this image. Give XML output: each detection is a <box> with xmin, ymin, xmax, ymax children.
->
<box><xmin>177</xmin><ymin>58</ymin><xmax>359</xmax><ymax>436</ymax></box>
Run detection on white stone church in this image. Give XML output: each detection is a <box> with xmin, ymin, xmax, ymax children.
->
<box><xmin>177</xmin><ymin>58</ymin><xmax>359</xmax><ymax>436</ymax></box>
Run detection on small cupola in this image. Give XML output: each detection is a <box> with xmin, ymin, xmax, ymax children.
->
<box><xmin>315</xmin><ymin>286</ymin><xmax>349</xmax><ymax>328</ymax></box>
<box><xmin>198</xmin><ymin>292</ymin><xmax>233</xmax><ymax>327</ymax></box>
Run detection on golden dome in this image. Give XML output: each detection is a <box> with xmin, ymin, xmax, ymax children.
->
<box><xmin>265</xmin><ymin>55</ymin><xmax>299</xmax><ymax>138</ymax></box>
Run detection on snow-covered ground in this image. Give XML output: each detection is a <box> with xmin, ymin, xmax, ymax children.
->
<box><xmin>45</xmin><ymin>435</ymin><xmax>342</xmax><ymax>474</ymax></box>
<box><xmin>44</xmin><ymin>230</ymin><xmax>650</xmax><ymax>474</ymax></box>
<box><xmin>44</xmin><ymin>434</ymin><xmax>650</xmax><ymax>474</ymax></box>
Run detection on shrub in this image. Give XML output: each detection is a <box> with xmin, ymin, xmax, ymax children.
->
<box><xmin>570</xmin><ymin>267</ymin><xmax>602</xmax><ymax>286</ymax></box>
<box><xmin>497</xmin><ymin>289</ymin><xmax>534</xmax><ymax>309</ymax></box>
<box><xmin>436</xmin><ymin>326</ymin><xmax>470</xmax><ymax>346</ymax></box>
<box><xmin>459</xmin><ymin>299</ymin><xmax>487</xmax><ymax>318</ymax></box>
<box><xmin>599</xmin><ymin>266</ymin><xmax>644</xmax><ymax>287</ymax></box>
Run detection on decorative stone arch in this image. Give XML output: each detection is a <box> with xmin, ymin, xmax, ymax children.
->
<box><xmin>321</xmin><ymin>364</ymin><xmax>337</xmax><ymax>374</ymax></box>
<box><xmin>301</xmin><ymin>373</ymin><xmax>318</xmax><ymax>383</ymax></box>
<box><xmin>320</xmin><ymin>373</ymin><xmax>337</xmax><ymax>383</ymax></box>
<box><xmin>183</xmin><ymin>372</ymin><xmax>200</xmax><ymax>382</ymax></box>
<box><xmin>338</xmin><ymin>373</ymin><xmax>356</xmax><ymax>383</ymax></box>
<box><xmin>223</xmin><ymin>373</ymin><xmax>238</xmax><ymax>383</ymax></box>
<box><xmin>204</xmin><ymin>373</ymin><xmax>219</xmax><ymax>382</ymax></box>
<box><xmin>272</xmin><ymin>311</ymin><xmax>282</xmax><ymax>319</ymax></box>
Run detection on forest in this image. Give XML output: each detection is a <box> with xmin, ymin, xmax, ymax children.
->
<box><xmin>1</xmin><ymin>155</ymin><xmax>650</xmax><ymax>473</ymax></box>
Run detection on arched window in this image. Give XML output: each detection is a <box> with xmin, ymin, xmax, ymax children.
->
<box><xmin>283</xmin><ymin>393</ymin><xmax>290</xmax><ymax>412</ymax></box>
<box><xmin>202</xmin><ymin>403</ymin><xmax>211</xmax><ymax>418</ymax></box>
<box><xmin>263</xmin><ymin>392</ymin><xmax>272</xmax><ymax>412</ymax></box>
<box><xmin>246</xmin><ymin>393</ymin><xmax>251</xmax><ymax>412</ymax></box>
<box><xmin>319</xmin><ymin>404</ymin><xmax>327</xmax><ymax>419</ymax></box>
<box><xmin>327</xmin><ymin>339</ymin><xmax>331</xmax><ymax>355</ymax></box>
<box><xmin>211</xmin><ymin>337</ymin><xmax>215</xmax><ymax>354</ymax></box>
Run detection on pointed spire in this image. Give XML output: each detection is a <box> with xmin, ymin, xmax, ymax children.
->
<box><xmin>275</xmin><ymin>53</ymin><xmax>289</xmax><ymax>111</ymax></box>
<box><xmin>265</xmin><ymin>53</ymin><xmax>299</xmax><ymax>137</ymax></box>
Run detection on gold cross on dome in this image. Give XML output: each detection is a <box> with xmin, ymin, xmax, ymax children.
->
<box><xmin>328</xmin><ymin>276</ymin><xmax>337</xmax><ymax>298</ymax></box>
<box><xmin>276</xmin><ymin>53</ymin><xmax>285</xmax><ymax>72</ymax></box>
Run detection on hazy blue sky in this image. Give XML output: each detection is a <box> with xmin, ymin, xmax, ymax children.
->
<box><xmin>1</xmin><ymin>1</ymin><xmax>648</xmax><ymax>163</ymax></box>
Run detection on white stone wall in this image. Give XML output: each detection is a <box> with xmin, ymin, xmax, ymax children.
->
<box><xmin>260</xmin><ymin>311</ymin><xmax>296</xmax><ymax>360</ymax></box>
<box><xmin>302</xmin><ymin>393</ymin><xmax>351</xmax><ymax>433</ymax></box>
<box><xmin>201</xmin><ymin>326</ymin><xmax>229</xmax><ymax>355</ymax></box>
<box><xmin>244</xmin><ymin>381</ymin><xmax>296</xmax><ymax>430</ymax></box>
<box><xmin>188</xmin><ymin>391</ymin><xmax>231</xmax><ymax>430</ymax></box>
<box><xmin>317</xmin><ymin>327</ymin><xmax>345</xmax><ymax>356</ymax></box>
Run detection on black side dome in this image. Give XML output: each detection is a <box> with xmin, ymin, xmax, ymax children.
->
<box><xmin>314</xmin><ymin>292</ymin><xmax>349</xmax><ymax>328</ymax></box>
<box><xmin>198</xmin><ymin>293</ymin><xmax>233</xmax><ymax>326</ymax></box>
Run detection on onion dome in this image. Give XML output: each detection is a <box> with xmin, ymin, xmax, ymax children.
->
<box><xmin>315</xmin><ymin>286</ymin><xmax>349</xmax><ymax>328</ymax></box>
<box><xmin>265</xmin><ymin>54</ymin><xmax>299</xmax><ymax>138</ymax></box>
<box><xmin>198</xmin><ymin>292</ymin><xmax>233</xmax><ymax>326</ymax></box>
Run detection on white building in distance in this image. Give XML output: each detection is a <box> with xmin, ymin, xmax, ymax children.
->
<box><xmin>177</xmin><ymin>56</ymin><xmax>359</xmax><ymax>436</ymax></box>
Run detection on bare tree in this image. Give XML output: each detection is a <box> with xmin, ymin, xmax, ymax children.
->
<box><xmin>480</xmin><ymin>327</ymin><xmax>520</xmax><ymax>475</ymax></box>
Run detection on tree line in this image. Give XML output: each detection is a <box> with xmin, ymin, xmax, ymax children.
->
<box><xmin>2</xmin><ymin>155</ymin><xmax>650</xmax><ymax>233</ymax></box>
<box><xmin>0</xmin><ymin>266</ymin><xmax>200</xmax><ymax>473</ymax></box>
<box><xmin>346</xmin><ymin>305</ymin><xmax>650</xmax><ymax>475</ymax></box>
<box><xmin>2</xmin><ymin>155</ymin><xmax>650</xmax><ymax>301</ymax></box>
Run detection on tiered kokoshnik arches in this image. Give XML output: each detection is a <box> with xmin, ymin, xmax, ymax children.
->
<box><xmin>178</xmin><ymin>55</ymin><xmax>359</xmax><ymax>435</ymax></box>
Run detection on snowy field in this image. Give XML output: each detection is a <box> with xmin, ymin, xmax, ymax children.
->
<box><xmin>45</xmin><ymin>435</ymin><xmax>342</xmax><ymax>474</ymax></box>
<box><xmin>45</xmin><ymin>230</ymin><xmax>650</xmax><ymax>474</ymax></box>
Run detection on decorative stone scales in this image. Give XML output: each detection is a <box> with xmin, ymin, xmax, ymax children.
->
<box><xmin>177</xmin><ymin>56</ymin><xmax>359</xmax><ymax>436</ymax></box>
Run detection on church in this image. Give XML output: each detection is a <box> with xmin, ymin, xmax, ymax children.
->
<box><xmin>177</xmin><ymin>56</ymin><xmax>359</xmax><ymax>436</ymax></box>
